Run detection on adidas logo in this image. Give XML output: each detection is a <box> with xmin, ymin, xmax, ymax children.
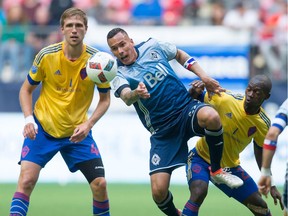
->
<box><xmin>225</xmin><ymin>113</ymin><xmax>232</xmax><ymax>119</ymax></box>
<box><xmin>54</xmin><ymin>70</ymin><xmax>61</xmax><ymax>75</ymax></box>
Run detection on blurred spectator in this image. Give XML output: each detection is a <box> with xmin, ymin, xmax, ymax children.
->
<box><xmin>210</xmin><ymin>0</ymin><xmax>225</xmax><ymax>25</ymax></box>
<box><xmin>0</xmin><ymin>3</ymin><xmax>30</xmax><ymax>82</ymax></box>
<box><xmin>22</xmin><ymin>0</ymin><xmax>42</xmax><ymax>23</ymax></box>
<box><xmin>222</xmin><ymin>1</ymin><xmax>258</xmax><ymax>31</ymax></box>
<box><xmin>73</xmin><ymin>0</ymin><xmax>93</xmax><ymax>11</ymax></box>
<box><xmin>257</xmin><ymin>0</ymin><xmax>287</xmax><ymax>80</ymax></box>
<box><xmin>161</xmin><ymin>0</ymin><xmax>184</xmax><ymax>26</ymax></box>
<box><xmin>132</xmin><ymin>0</ymin><xmax>163</xmax><ymax>25</ymax></box>
<box><xmin>86</xmin><ymin>0</ymin><xmax>109</xmax><ymax>25</ymax></box>
<box><xmin>48</xmin><ymin>0</ymin><xmax>73</xmax><ymax>25</ymax></box>
<box><xmin>182</xmin><ymin>0</ymin><xmax>201</xmax><ymax>25</ymax></box>
<box><xmin>105</xmin><ymin>0</ymin><xmax>132</xmax><ymax>25</ymax></box>
<box><xmin>26</xmin><ymin>5</ymin><xmax>60</xmax><ymax>59</ymax></box>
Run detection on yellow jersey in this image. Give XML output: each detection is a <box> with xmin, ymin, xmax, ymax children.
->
<box><xmin>28</xmin><ymin>42</ymin><xmax>110</xmax><ymax>138</ymax></box>
<box><xmin>196</xmin><ymin>91</ymin><xmax>270</xmax><ymax>167</ymax></box>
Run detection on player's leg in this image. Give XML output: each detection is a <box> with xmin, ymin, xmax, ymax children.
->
<box><xmin>150</xmin><ymin>171</ymin><xmax>181</xmax><ymax>216</ymax></box>
<box><xmin>243</xmin><ymin>192</ymin><xmax>271</xmax><ymax>216</ymax></box>
<box><xmin>217</xmin><ymin>166</ymin><xmax>271</xmax><ymax>216</ymax></box>
<box><xmin>76</xmin><ymin>158</ymin><xmax>110</xmax><ymax>216</ymax></box>
<box><xmin>64</xmin><ymin>132</ymin><xmax>110</xmax><ymax>216</ymax></box>
<box><xmin>10</xmin><ymin>121</ymin><xmax>57</xmax><ymax>216</ymax></box>
<box><xmin>10</xmin><ymin>161</ymin><xmax>41</xmax><ymax>216</ymax></box>
<box><xmin>182</xmin><ymin>149</ymin><xmax>210</xmax><ymax>216</ymax></box>
<box><xmin>193</xmin><ymin>105</ymin><xmax>243</xmax><ymax>188</ymax></box>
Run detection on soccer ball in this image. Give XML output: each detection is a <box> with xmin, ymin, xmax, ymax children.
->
<box><xmin>86</xmin><ymin>51</ymin><xmax>117</xmax><ymax>84</ymax></box>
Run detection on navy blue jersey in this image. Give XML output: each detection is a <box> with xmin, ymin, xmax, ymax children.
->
<box><xmin>113</xmin><ymin>38</ymin><xmax>192</xmax><ymax>134</ymax></box>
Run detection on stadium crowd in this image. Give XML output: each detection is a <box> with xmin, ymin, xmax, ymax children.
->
<box><xmin>0</xmin><ymin>0</ymin><xmax>287</xmax><ymax>83</ymax></box>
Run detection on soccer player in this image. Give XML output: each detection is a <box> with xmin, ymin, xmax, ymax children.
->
<box><xmin>258</xmin><ymin>98</ymin><xmax>288</xmax><ymax>216</ymax></box>
<box><xmin>184</xmin><ymin>75</ymin><xmax>284</xmax><ymax>216</ymax></box>
<box><xmin>106</xmin><ymin>27</ymin><xmax>243</xmax><ymax>216</ymax></box>
<box><xmin>9</xmin><ymin>8</ymin><xmax>110</xmax><ymax>216</ymax></box>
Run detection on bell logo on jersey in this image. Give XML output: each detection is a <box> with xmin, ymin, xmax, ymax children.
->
<box><xmin>143</xmin><ymin>63</ymin><xmax>167</xmax><ymax>88</ymax></box>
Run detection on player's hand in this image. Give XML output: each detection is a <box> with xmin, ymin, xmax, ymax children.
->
<box><xmin>258</xmin><ymin>175</ymin><xmax>271</xmax><ymax>197</ymax></box>
<box><xmin>188</xmin><ymin>80</ymin><xmax>204</xmax><ymax>98</ymax></box>
<box><xmin>23</xmin><ymin>123</ymin><xmax>38</xmax><ymax>140</ymax></box>
<box><xmin>69</xmin><ymin>122</ymin><xmax>90</xmax><ymax>143</ymax></box>
<box><xmin>201</xmin><ymin>77</ymin><xmax>225</xmax><ymax>100</ymax></box>
<box><xmin>270</xmin><ymin>186</ymin><xmax>284</xmax><ymax>210</ymax></box>
<box><xmin>136</xmin><ymin>82</ymin><xmax>150</xmax><ymax>99</ymax></box>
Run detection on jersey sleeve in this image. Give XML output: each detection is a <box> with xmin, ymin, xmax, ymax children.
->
<box><xmin>158</xmin><ymin>41</ymin><xmax>177</xmax><ymax>61</ymax></box>
<box><xmin>27</xmin><ymin>53</ymin><xmax>46</xmax><ymax>85</ymax></box>
<box><xmin>112</xmin><ymin>73</ymin><xmax>130</xmax><ymax>98</ymax></box>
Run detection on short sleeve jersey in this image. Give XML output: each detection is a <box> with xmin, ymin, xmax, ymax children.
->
<box><xmin>28</xmin><ymin>42</ymin><xmax>110</xmax><ymax>138</ymax></box>
<box><xmin>113</xmin><ymin>38</ymin><xmax>193</xmax><ymax>134</ymax></box>
<box><xmin>196</xmin><ymin>92</ymin><xmax>270</xmax><ymax>167</ymax></box>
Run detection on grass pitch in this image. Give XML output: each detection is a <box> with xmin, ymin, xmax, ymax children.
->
<box><xmin>0</xmin><ymin>183</ymin><xmax>283</xmax><ymax>215</ymax></box>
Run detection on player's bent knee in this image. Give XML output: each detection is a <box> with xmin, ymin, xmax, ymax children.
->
<box><xmin>198</xmin><ymin>107</ymin><xmax>221</xmax><ymax>129</ymax></box>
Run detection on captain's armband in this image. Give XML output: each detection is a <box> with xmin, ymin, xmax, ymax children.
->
<box><xmin>184</xmin><ymin>57</ymin><xmax>197</xmax><ymax>70</ymax></box>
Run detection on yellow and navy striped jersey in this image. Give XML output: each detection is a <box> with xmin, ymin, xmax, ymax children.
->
<box><xmin>196</xmin><ymin>91</ymin><xmax>270</xmax><ymax>167</ymax></box>
<box><xmin>28</xmin><ymin>42</ymin><xmax>110</xmax><ymax>138</ymax></box>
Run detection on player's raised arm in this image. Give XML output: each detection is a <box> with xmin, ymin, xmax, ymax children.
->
<box><xmin>175</xmin><ymin>49</ymin><xmax>225</xmax><ymax>99</ymax></box>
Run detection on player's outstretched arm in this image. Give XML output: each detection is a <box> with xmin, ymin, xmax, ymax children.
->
<box><xmin>120</xmin><ymin>82</ymin><xmax>150</xmax><ymax>106</ymax></box>
<box><xmin>188</xmin><ymin>80</ymin><xmax>205</xmax><ymax>99</ymax></box>
<box><xmin>69</xmin><ymin>91</ymin><xmax>110</xmax><ymax>143</ymax></box>
<box><xmin>175</xmin><ymin>49</ymin><xmax>225</xmax><ymax>100</ymax></box>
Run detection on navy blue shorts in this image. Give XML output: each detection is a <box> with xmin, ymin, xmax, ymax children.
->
<box><xmin>186</xmin><ymin>148</ymin><xmax>258</xmax><ymax>203</ymax></box>
<box><xmin>149</xmin><ymin>100</ymin><xmax>207</xmax><ymax>174</ymax></box>
<box><xmin>20</xmin><ymin>120</ymin><xmax>103</xmax><ymax>173</ymax></box>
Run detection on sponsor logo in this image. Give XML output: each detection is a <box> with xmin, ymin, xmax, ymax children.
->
<box><xmin>143</xmin><ymin>64</ymin><xmax>167</xmax><ymax>88</ymax></box>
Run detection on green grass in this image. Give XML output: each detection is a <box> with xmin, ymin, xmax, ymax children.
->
<box><xmin>0</xmin><ymin>183</ymin><xmax>283</xmax><ymax>216</ymax></box>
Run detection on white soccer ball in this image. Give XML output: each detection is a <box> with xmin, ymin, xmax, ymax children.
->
<box><xmin>86</xmin><ymin>51</ymin><xmax>117</xmax><ymax>84</ymax></box>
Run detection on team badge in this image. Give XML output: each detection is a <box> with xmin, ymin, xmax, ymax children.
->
<box><xmin>151</xmin><ymin>154</ymin><xmax>161</xmax><ymax>166</ymax></box>
<box><xmin>21</xmin><ymin>145</ymin><xmax>30</xmax><ymax>158</ymax></box>
<box><xmin>247</xmin><ymin>126</ymin><xmax>257</xmax><ymax>137</ymax></box>
<box><xmin>150</xmin><ymin>51</ymin><xmax>159</xmax><ymax>60</ymax></box>
<box><xmin>80</xmin><ymin>68</ymin><xmax>87</xmax><ymax>80</ymax></box>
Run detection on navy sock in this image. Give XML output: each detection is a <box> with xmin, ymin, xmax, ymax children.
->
<box><xmin>156</xmin><ymin>191</ymin><xmax>179</xmax><ymax>216</ymax></box>
<box><xmin>204</xmin><ymin>127</ymin><xmax>224</xmax><ymax>172</ymax></box>
<box><xmin>10</xmin><ymin>192</ymin><xmax>30</xmax><ymax>216</ymax></box>
<box><xmin>93</xmin><ymin>199</ymin><xmax>110</xmax><ymax>216</ymax></box>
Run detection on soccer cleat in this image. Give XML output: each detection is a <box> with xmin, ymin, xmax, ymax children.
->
<box><xmin>210</xmin><ymin>168</ymin><xmax>243</xmax><ymax>189</ymax></box>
